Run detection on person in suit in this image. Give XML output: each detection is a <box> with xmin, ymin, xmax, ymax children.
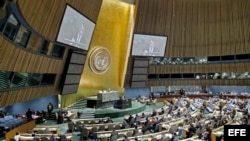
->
<box><xmin>110</xmin><ymin>129</ymin><xmax>118</xmax><ymax>138</ymax></box>
<box><xmin>47</xmin><ymin>102</ymin><xmax>54</xmax><ymax>118</ymax></box>
<box><xmin>70</xmin><ymin>23</ymin><xmax>86</xmax><ymax>48</ymax></box>
<box><xmin>26</xmin><ymin>108</ymin><xmax>33</xmax><ymax>121</ymax></box>
<box><xmin>14</xmin><ymin>132</ymin><xmax>20</xmax><ymax>141</ymax></box>
<box><xmin>142</xmin><ymin>39</ymin><xmax>159</xmax><ymax>55</ymax></box>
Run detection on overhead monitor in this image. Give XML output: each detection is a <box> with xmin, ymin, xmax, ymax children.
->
<box><xmin>131</xmin><ymin>34</ymin><xmax>167</xmax><ymax>57</ymax></box>
<box><xmin>56</xmin><ymin>5</ymin><xmax>95</xmax><ymax>50</ymax></box>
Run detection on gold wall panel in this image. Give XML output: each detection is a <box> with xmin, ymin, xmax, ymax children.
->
<box><xmin>62</xmin><ymin>0</ymin><xmax>134</xmax><ymax>107</ymax></box>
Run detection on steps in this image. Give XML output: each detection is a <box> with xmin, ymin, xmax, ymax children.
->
<box><xmin>66</xmin><ymin>99</ymin><xmax>87</xmax><ymax>110</ymax></box>
<box><xmin>46</xmin><ymin>112</ymin><xmax>56</xmax><ymax>120</ymax></box>
<box><xmin>65</xmin><ymin>98</ymin><xmax>95</xmax><ymax>119</ymax></box>
<box><xmin>78</xmin><ymin>112</ymin><xmax>95</xmax><ymax>119</ymax></box>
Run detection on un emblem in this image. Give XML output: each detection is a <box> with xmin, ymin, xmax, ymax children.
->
<box><xmin>89</xmin><ymin>47</ymin><xmax>111</xmax><ymax>74</ymax></box>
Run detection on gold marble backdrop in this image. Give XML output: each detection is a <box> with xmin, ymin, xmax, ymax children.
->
<box><xmin>62</xmin><ymin>0</ymin><xmax>135</xmax><ymax>107</ymax></box>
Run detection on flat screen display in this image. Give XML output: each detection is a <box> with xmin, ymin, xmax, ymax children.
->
<box><xmin>56</xmin><ymin>5</ymin><xmax>95</xmax><ymax>50</ymax></box>
<box><xmin>131</xmin><ymin>34</ymin><xmax>167</xmax><ymax>57</ymax></box>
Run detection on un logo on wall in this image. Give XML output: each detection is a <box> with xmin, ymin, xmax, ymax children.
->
<box><xmin>89</xmin><ymin>47</ymin><xmax>111</xmax><ymax>74</ymax></box>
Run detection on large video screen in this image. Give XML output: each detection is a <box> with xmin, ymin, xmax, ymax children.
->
<box><xmin>131</xmin><ymin>34</ymin><xmax>167</xmax><ymax>57</ymax></box>
<box><xmin>56</xmin><ymin>5</ymin><xmax>95</xmax><ymax>50</ymax></box>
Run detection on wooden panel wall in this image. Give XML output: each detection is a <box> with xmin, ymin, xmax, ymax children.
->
<box><xmin>0</xmin><ymin>86</ymin><xmax>59</xmax><ymax>107</ymax></box>
<box><xmin>133</xmin><ymin>0</ymin><xmax>250</xmax><ymax>86</ymax></box>
<box><xmin>0</xmin><ymin>40</ymin><xmax>67</xmax><ymax>73</ymax></box>
<box><xmin>17</xmin><ymin>0</ymin><xmax>102</xmax><ymax>40</ymax></box>
<box><xmin>135</xmin><ymin>0</ymin><xmax>250</xmax><ymax>57</ymax></box>
<box><xmin>0</xmin><ymin>0</ymin><xmax>102</xmax><ymax>106</ymax></box>
<box><xmin>148</xmin><ymin>63</ymin><xmax>250</xmax><ymax>74</ymax></box>
<box><xmin>146</xmin><ymin>79</ymin><xmax>250</xmax><ymax>87</ymax></box>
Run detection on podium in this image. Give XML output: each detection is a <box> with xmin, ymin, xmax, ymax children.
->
<box><xmin>114</xmin><ymin>99</ymin><xmax>132</xmax><ymax>109</ymax></box>
<box><xmin>86</xmin><ymin>91</ymin><xmax>120</xmax><ymax>108</ymax></box>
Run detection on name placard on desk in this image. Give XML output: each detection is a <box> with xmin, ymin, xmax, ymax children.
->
<box><xmin>224</xmin><ymin>125</ymin><xmax>250</xmax><ymax>140</ymax></box>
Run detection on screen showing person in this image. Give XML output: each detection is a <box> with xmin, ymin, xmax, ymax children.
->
<box><xmin>56</xmin><ymin>5</ymin><xmax>95</xmax><ymax>51</ymax></box>
<box><xmin>131</xmin><ymin>34</ymin><xmax>167</xmax><ymax>57</ymax></box>
<box><xmin>71</xmin><ymin>24</ymin><xmax>85</xmax><ymax>43</ymax></box>
<box><xmin>143</xmin><ymin>39</ymin><xmax>159</xmax><ymax>54</ymax></box>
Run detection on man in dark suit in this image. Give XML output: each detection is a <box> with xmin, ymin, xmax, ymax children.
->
<box><xmin>70</xmin><ymin>24</ymin><xmax>86</xmax><ymax>48</ymax></box>
<box><xmin>47</xmin><ymin>102</ymin><xmax>54</xmax><ymax>118</ymax></box>
<box><xmin>142</xmin><ymin>39</ymin><xmax>159</xmax><ymax>55</ymax></box>
<box><xmin>26</xmin><ymin>108</ymin><xmax>33</xmax><ymax>121</ymax></box>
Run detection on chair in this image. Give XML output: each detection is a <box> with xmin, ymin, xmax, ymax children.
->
<box><xmin>40</xmin><ymin>137</ymin><xmax>49</xmax><ymax>141</ymax></box>
<box><xmin>99</xmin><ymin>125</ymin><xmax>105</xmax><ymax>131</ymax></box>
<box><xmin>84</xmin><ymin>120</ymin><xmax>89</xmax><ymax>124</ymax></box>
<box><xmin>81</xmin><ymin>127</ymin><xmax>89</xmax><ymax>140</ymax></box>
<box><xmin>75</xmin><ymin>121</ymin><xmax>83</xmax><ymax>131</ymax></box>
<box><xmin>162</xmin><ymin>137</ymin><xmax>172</xmax><ymax>141</ymax></box>
<box><xmin>169</xmin><ymin>125</ymin><xmax>178</xmax><ymax>134</ymax></box>
<box><xmin>110</xmin><ymin>134</ymin><xmax>118</xmax><ymax>141</ymax></box>
<box><xmin>37</xmin><ymin>130</ymin><xmax>44</xmax><ymax>134</ymax></box>
<box><xmin>126</xmin><ymin>131</ymin><xmax>133</xmax><ymax>137</ymax></box>
<box><xmin>33</xmin><ymin>138</ymin><xmax>40</xmax><ymax>141</ymax></box>
<box><xmin>115</xmin><ymin>124</ymin><xmax>121</xmax><ymax>130</ymax></box>
<box><xmin>90</xmin><ymin>120</ymin><xmax>96</xmax><ymax>124</ymax></box>
<box><xmin>68</xmin><ymin>122</ymin><xmax>75</xmax><ymax>132</ymax></box>
<box><xmin>151</xmin><ymin>138</ymin><xmax>158</xmax><ymax>141</ymax></box>
<box><xmin>107</xmin><ymin>124</ymin><xmax>114</xmax><ymax>131</ymax></box>
<box><xmin>144</xmin><ymin>130</ymin><xmax>151</xmax><ymax>134</ymax></box>
<box><xmin>9</xmin><ymin>138</ymin><xmax>15</xmax><ymax>141</ymax></box>
<box><xmin>118</xmin><ymin>134</ymin><xmax>125</xmax><ymax>138</ymax></box>
<box><xmin>100</xmin><ymin>137</ymin><xmax>108</xmax><ymax>141</ymax></box>
<box><xmin>90</xmin><ymin>126</ymin><xmax>98</xmax><ymax>139</ymax></box>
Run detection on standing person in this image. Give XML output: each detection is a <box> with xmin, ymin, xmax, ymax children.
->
<box><xmin>47</xmin><ymin>102</ymin><xmax>54</xmax><ymax>118</ymax></box>
<box><xmin>143</xmin><ymin>39</ymin><xmax>159</xmax><ymax>55</ymax></box>
<box><xmin>70</xmin><ymin>23</ymin><xmax>86</xmax><ymax>48</ymax></box>
<box><xmin>14</xmin><ymin>132</ymin><xmax>20</xmax><ymax>141</ymax></box>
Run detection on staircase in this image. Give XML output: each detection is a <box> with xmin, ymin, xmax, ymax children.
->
<box><xmin>66</xmin><ymin>99</ymin><xmax>87</xmax><ymax>110</ymax></box>
<box><xmin>46</xmin><ymin>112</ymin><xmax>56</xmax><ymax>120</ymax></box>
<box><xmin>65</xmin><ymin>99</ymin><xmax>95</xmax><ymax>119</ymax></box>
<box><xmin>78</xmin><ymin>112</ymin><xmax>95</xmax><ymax>119</ymax></box>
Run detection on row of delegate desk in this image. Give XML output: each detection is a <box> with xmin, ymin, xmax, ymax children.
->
<box><xmin>87</xmin><ymin>101</ymin><xmax>237</xmax><ymax>141</ymax></box>
<box><xmin>156</xmin><ymin>94</ymin><xmax>250</xmax><ymax>104</ymax></box>
<box><xmin>5</xmin><ymin>119</ymin><xmax>73</xmax><ymax>141</ymax></box>
<box><xmin>92</xmin><ymin>109</ymin><xmax>201</xmax><ymax>141</ymax></box>
<box><xmin>156</xmin><ymin>94</ymin><xmax>213</xmax><ymax>102</ymax></box>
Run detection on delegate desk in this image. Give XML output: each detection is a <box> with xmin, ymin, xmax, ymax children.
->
<box><xmin>84</xmin><ymin>122</ymin><xmax>123</xmax><ymax>132</ymax></box>
<box><xmin>5</xmin><ymin>120</ymin><xmax>36</xmax><ymax>141</ymax></box>
<box><xmin>114</xmin><ymin>99</ymin><xmax>132</xmax><ymax>109</ymax></box>
<box><xmin>117</xmin><ymin>130</ymin><xmax>173</xmax><ymax>141</ymax></box>
<box><xmin>72</xmin><ymin>117</ymin><xmax>111</xmax><ymax>125</ymax></box>
<box><xmin>211</xmin><ymin>126</ymin><xmax>224</xmax><ymax>141</ymax></box>
<box><xmin>180</xmin><ymin>135</ymin><xmax>201</xmax><ymax>141</ymax></box>
<box><xmin>219</xmin><ymin>94</ymin><xmax>250</xmax><ymax>99</ymax></box>
<box><xmin>19</xmin><ymin>133</ymin><xmax>72</xmax><ymax>141</ymax></box>
<box><xmin>211</xmin><ymin>122</ymin><xmax>235</xmax><ymax>141</ymax></box>
<box><xmin>96</xmin><ymin>127</ymin><xmax>136</xmax><ymax>140</ymax></box>
<box><xmin>159</xmin><ymin>109</ymin><xmax>200</xmax><ymax>132</ymax></box>
<box><xmin>32</xmin><ymin>126</ymin><xmax>58</xmax><ymax>134</ymax></box>
<box><xmin>187</xmin><ymin>94</ymin><xmax>213</xmax><ymax>99</ymax></box>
